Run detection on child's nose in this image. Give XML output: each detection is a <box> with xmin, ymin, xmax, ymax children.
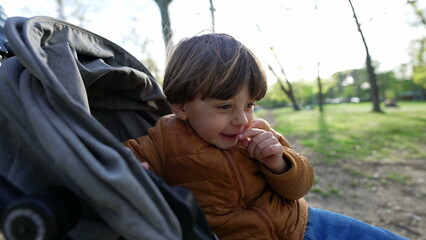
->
<box><xmin>232</xmin><ymin>110</ymin><xmax>248</xmax><ymax>126</ymax></box>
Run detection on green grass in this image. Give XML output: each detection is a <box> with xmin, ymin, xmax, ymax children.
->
<box><xmin>256</xmin><ymin>101</ymin><xmax>426</xmax><ymax>163</ymax></box>
<box><xmin>310</xmin><ymin>187</ymin><xmax>340</xmax><ymax>198</ymax></box>
<box><xmin>385</xmin><ymin>172</ymin><xmax>412</xmax><ymax>184</ymax></box>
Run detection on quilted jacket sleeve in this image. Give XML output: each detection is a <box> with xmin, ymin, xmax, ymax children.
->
<box><xmin>123</xmin><ymin>126</ymin><xmax>166</xmax><ymax>178</ymax></box>
<box><xmin>252</xmin><ymin>118</ymin><xmax>314</xmax><ymax>200</ymax></box>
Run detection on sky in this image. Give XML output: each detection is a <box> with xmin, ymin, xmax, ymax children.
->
<box><xmin>1</xmin><ymin>0</ymin><xmax>425</xmax><ymax>85</ymax></box>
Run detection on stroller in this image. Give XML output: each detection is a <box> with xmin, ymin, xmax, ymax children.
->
<box><xmin>0</xmin><ymin>15</ymin><xmax>216</xmax><ymax>240</ymax></box>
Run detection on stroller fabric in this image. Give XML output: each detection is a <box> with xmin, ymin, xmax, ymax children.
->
<box><xmin>0</xmin><ymin>16</ymin><xmax>187</xmax><ymax>240</ymax></box>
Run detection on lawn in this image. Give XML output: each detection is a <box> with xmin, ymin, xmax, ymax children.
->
<box><xmin>256</xmin><ymin>101</ymin><xmax>426</xmax><ymax>163</ymax></box>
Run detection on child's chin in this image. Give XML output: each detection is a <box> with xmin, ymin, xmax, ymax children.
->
<box><xmin>214</xmin><ymin>142</ymin><xmax>237</xmax><ymax>150</ymax></box>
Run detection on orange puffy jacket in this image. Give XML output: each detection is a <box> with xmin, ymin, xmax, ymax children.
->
<box><xmin>124</xmin><ymin>115</ymin><xmax>314</xmax><ymax>240</ymax></box>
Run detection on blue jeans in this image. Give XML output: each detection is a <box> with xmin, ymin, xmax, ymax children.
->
<box><xmin>304</xmin><ymin>207</ymin><xmax>409</xmax><ymax>240</ymax></box>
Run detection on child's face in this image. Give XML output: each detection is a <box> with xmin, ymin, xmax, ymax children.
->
<box><xmin>173</xmin><ymin>85</ymin><xmax>256</xmax><ymax>150</ymax></box>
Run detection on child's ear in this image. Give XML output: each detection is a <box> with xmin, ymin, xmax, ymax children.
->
<box><xmin>172</xmin><ymin>103</ymin><xmax>188</xmax><ymax>120</ymax></box>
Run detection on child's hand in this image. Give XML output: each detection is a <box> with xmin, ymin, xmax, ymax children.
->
<box><xmin>239</xmin><ymin>128</ymin><xmax>287</xmax><ymax>174</ymax></box>
<box><xmin>141</xmin><ymin>162</ymin><xmax>150</xmax><ymax>169</ymax></box>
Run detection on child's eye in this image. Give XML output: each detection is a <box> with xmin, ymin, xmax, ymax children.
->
<box><xmin>217</xmin><ymin>104</ymin><xmax>232</xmax><ymax>110</ymax></box>
<box><xmin>246</xmin><ymin>103</ymin><xmax>256</xmax><ymax>109</ymax></box>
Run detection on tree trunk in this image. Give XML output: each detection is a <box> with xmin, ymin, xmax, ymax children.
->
<box><xmin>56</xmin><ymin>0</ymin><xmax>65</xmax><ymax>21</ymax></box>
<box><xmin>317</xmin><ymin>62</ymin><xmax>324</xmax><ymax>112</ymax></box>
<box><xmin>365</xmin><ymin>53</ymin><xmax>382</xmax><ymax>112</ymax></box>
<box><xmin>314</xmin><ymin>2</ymin><xmax>324</xmax><ymax>112</ymax></box>
<box><xmin>348</xmin><ymin>0</ymin><xmax>382</xmax><ymax>112</ymax></box>
<box><xmin>268</xmin><ymin>64</ymin><xmax>301</xmax><ymax>111</ymax></box>
<box><xmin>209</xmin><ymin>0</ymin><xmax>216</xmax><ymax>32</ymax></box>
<box><xmin>154</xmin><ymin>0</ymin><xmax>173</xmax><ymax>48</ymax></box>
<box><xmin>279</xmin><ymin>79</ymin><xmax>300</xmax><ymax>111</ymax></box>
<box><xmin>267</xmin><ymin>47</ymin><xmax>301</xmax><ymax>111</ymax></box>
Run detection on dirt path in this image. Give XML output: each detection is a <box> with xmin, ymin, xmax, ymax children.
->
<box><xmin>264</xmin><ymin>109</ymin><xmax>425</xmax><ymax>240</ymax></box>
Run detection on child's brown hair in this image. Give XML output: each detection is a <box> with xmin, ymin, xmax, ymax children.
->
<box><xmin>163</xmin><ymin>33</ymin><xmax>267</xmax><ymax>104</ymax></box>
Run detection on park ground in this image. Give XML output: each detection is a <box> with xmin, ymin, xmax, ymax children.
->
<box><xmin>262</xmin><ymin>103</ymin><xmax>425</xmax><ymax>240</ymax></box>
<box><xmin>290</xmin><ymin>136</ymin><xmax>425</xmax><ymax>239</ymax></box>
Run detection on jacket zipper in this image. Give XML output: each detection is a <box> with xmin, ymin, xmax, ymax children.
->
<box><xmin>223</xmin><ymin>151</ymin><xmax>244</xmax><ymax>199</ymax></box>
<box><xmin>224</xmin><ymin>151</ymin><xmax>279</xmax><ymax>240</ymax></box>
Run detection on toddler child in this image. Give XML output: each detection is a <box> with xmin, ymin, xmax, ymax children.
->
<box><xmin>125</xmin><ymin>33</ymin><xmax>408</xmax><ymax>240</ymax></box>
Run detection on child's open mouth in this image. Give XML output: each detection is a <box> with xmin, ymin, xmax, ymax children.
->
<box><xmin>221</xmin><ymin>133</ymin><xmax>239</xmax><ymax>141</ymax></box>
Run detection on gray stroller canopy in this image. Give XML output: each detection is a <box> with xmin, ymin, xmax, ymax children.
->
<box><xmin>0</xmin><ymin>16</ymin><xmax>213</xmax><ymax>240</ymax></box>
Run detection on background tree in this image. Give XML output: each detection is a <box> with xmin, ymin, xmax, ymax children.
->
<box><xmin>125</xmin><ymin>26</ymin><xmax>162</xmax><ymax>82</ymax></box>
<box><xmin>56</xmin><ymin>0</ymin><xmax>65</xmax><ymax>20</ymax></box>
<box><xmin>408</xmin><ymin>0</ymin><xmax>426</xmax><ymax>90</ymax></box>
<box><xmin>154</xmin><ymin>0</ymin><xmax>173</xmax><ymax>48</ymax></box>
<box><xmin>314</xmin><ymin>0</ymin><xmax>323</xmax><ymax>112</ymax></box>
<box><xmin>209</xmin><ymin>0</ymin><xmax>216</xmax><ymax>32</ymax></box>
<box><xmin>253</xmin><ymin>18</ymin><xmax>300</xmax><ymax>111</ymax></box>
<box><xmin>348</xmin><ymin>0</ymin><xmax>382</xmax><ymax>112</ymax></box>
<box><xmin>258</xmin><ymin>83</ymin><xmax>288</xmax><ymax>108</ymax></box>
<box><xmin>317</xmin><ymin>62</ymin><xmax>324</xmax><ymax>112</ymax></box>
<box><xmin>267</xmin><ymin>63</ymin><xmax>300</xmax><ymax>111</ymax></box>
<box><xmin>268</xmin><ymin>47</ymin><xmax>300</xmax><ymax>111</ymax></box>
<box><xmin>55</xmin><ymin>0</ymin><xmax>89</xmax><ymax>26</ymax></box>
